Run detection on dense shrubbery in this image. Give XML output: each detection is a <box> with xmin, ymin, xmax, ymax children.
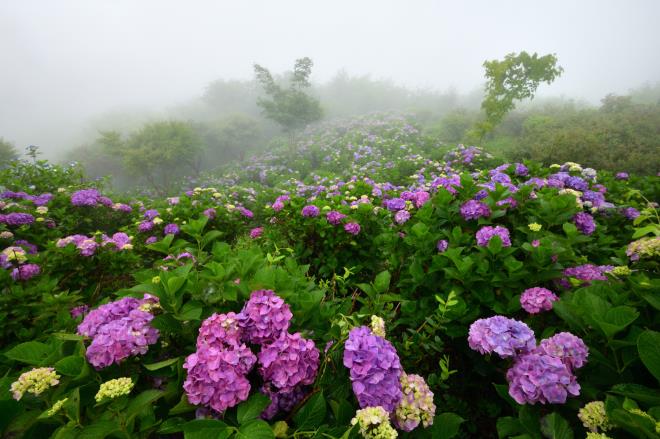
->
<box><xmin>1</xmin><ymin>115</ymin><xmax>658</xmax><ymax>438</ymax></box>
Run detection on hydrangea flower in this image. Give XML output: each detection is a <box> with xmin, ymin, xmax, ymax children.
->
<box><xmin>345</xmin><ymin>222</ymin><xmax>361</xmax><ymax>235</ymax></box>
<box><xmin>536</xmin><ymin>332</ymin><xmax>588</xmax><ymax>371</ymax></box>
<box><xmin>11</xmin><ymin>263</ymin><xmax>41</xmax><ymax>281</ymax></box>
<box><xmin>239</xmin><ymin>290</ymin><xmax>292</xmax><ymax>345</ymax></box>
<box><xmin>615</xmin><ymin>172</ymin><xmax>629</xmax><ymax>180</ymax></box>
<box><xmin>578</xmin><ymin>401</ymin><xmax>612</xmax><ymax>432</ymax></box>
<box><xmin>301</xmin><ymin>205</ymin><xmax>320</xmax><ymax>217</ymax></box>
<box><xmin>138</xmin><ymin>221</ymin><xmax>154</xmax><ymax>233</ymax></box>
<box><xmin>563</xmin><ymin>264</ymin><xmax>608</xmax><ymax>285</ymax></box>
<box><xmin>626</xmin><ymin>237</ymin><xmax>660</xmax><ymax>261</ymax></box>
<box><xmin>385</xmin><ymin>198</ymin><xmax>406</xmax><ymax>211</ymax></box>
<box><xmin>203</xmin><ymin>208</ymin><xmax>216</xmax><ymax>219</ymax></box>
<box><xmin>460</xmin><ymin>200</ymin><xmax>491</xmax><ymax>221</ymax></box>
<box><xmin>621</xmin><ymin>207</ymin><xmax>640</xmax><ymax>220</ymax></box>
<box><xmin>506</xmin><ymin>352</ymin><xmax>580</xmax><ymax>404</ymax></box>
<box><xmin>394</xmin><ymin>210</ymin><xmax>410</xmax><ymax>224</ymax></box>
<box><xmin>258</xmin><ymin>332</ymin><xmax>320</xmax><ymax>392</ymax></box>
<box><xmin>520</xmin><ymin>287</ymin><xmax>558</xmax><ymax>314</ymax></box>
<box><xmin>164</xmin><ymin>223</ymin><xmax>180</xmax><ymax>235</ymax></box>
<box><xmin>343</xmin><ymin>326</ymin><xmax>402</xmax><ymax>412</ymax></box>
<box><xmin>144</xmin><ymin>209</ymin><xmax>160</xmax><ymax>220</ymax></box>
<box><xmin>102</xmin><ymin>232</ymin><xmax>132</xmax><ymax>251</ymax></box>
<box><xmin>95</xmin><ymin>377</ymin><xmax>134</xmax><ymax>402</ymax></box>
<box><xmin>468</xmin><ymin>316</ymin><xmax>536</xmax><ymax>358</ymax></box>
<box><xmin>260</xmin><ymin>384</ymin><xmax>307</xmax><ymax>420</ymax></box>
<box><xmin>351</xmin><ymin>406</ymin><xmax>398</xmax><ymax>439</ymax></box>
<box><xmin>528</xmin><ymin>223</ymin><xmax>542</xmax><ymax>232</ymax></box>
<box><xmin>11</xmin><ymin>367</ymin><xmax>60</xmax><ymax>400</ymax></box>
<box><xmin>573</xmin><ymin>212</ymin><xmax>596</xmax><ymax>235</ymax></box>
<box><xmin>326</xmin><ymin>210</ymin><xmax>347</xmax><ymax>225</ymax></box>
<box><xmin>370</xmin><ymin>316</ymin><xmax>386</xmax><ymax>337</ymax></box>
<box><xmin>196</xmin><ymin>312</ymin><xmax>242</xmax><ymax>348</ymax></box>
<box><xmin>393</xmin><ymin>373</ymin><xmax>436</xmax><ymax>432</ymax></box>
<box><xmin>475</xmin><ymin>226</ymin><xmax>512</xmax><ymax>247</ymax></box>
<box><xmin>436</xmin><ymin>239</ymin><xmax>448</xmax><ymax>252</ymax></box>
<box><xmin>71</xmin><ymin>189</ymin><xmax>102</xmax><ymax>207</ymax></box>
<box><xmin>250</xmin><ymin>227</ymin><xmax>264</xmax><ymax>239</ymax></box>
<box><xmin>2</xmin><ymin>212</ymin><xmax>35</xmax><ymax>226</ymax></box>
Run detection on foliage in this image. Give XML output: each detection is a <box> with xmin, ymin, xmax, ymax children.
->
<box><xmin>0</xmin><ymin>138</ymin><xmax>19</xmax><ymax>168</ymax></box>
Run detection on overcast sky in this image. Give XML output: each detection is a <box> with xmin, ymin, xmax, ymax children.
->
<box><xmin>2</xmin><ymin>0</ymin><xmax>660</xmax><ymax>157</ymax></box>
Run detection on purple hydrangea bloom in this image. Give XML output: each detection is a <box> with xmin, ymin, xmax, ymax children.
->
<box><xmin>197</xmin><ymin>312</ymin><xmax>242</xmax><ymax>349</ymax></box>
<box><xmin>260</xmin><ymin>384</ymin><xmax>307</xmax><ymax>420</ymax></box>
<box><xmin>301</xmin><ymin>205</ymin><xmax>320</xmax><ymax>218</ymax></box>
<box><xmin>566</xmin><ymin>176</ymin><xmax>588</xmax><ymax>191</ymax></box>
<box><xmin>615</xmin><ymin>172</ymin><xmax>629</xmax><ymax>180</ymax></box>
<box><xmin>344</xmin><ymin>222</ymin><xmax>361</xmax><ymax>235</ymax></box>
<box><xmin>70</xmin><ymin>305</ymin><xmax>89</xmax><ymax>319</ymax></box>
<box><xmin>145</xmin><ymin>236</ymin><xmax>158</xmax><ymax>245</ymax></box>
<box><xmin>203</xmin><ymin>208</ymin><xmax>216</xmax><ymax>219</ymax></box>
<box><xmin>238</xmin><ymin>207</ymin><xmax>254</xmax><ymax>219</ymax></box>
<box><xmin>520</xmin><ymin>287</ymin><xmax>559</xmax><ymax>314</ymax></box>
<box><xmin>460</xmin><ymin>200</ymin><xmax>491</xmax><ymax>221</ymax></box>
<box><xmin>536</xmin><ymin>332</ymin><xmax>588</xmax><ymax>371</ymax></box>
<box><xmin>144</xmin><ymin>209</ymin><xmax>160</xmax><ymax>220</ymax></box>
<box><xmin>476</xmin><ymin>226</ymin><xmax>512</xmax><ymax>247</ymax></box>
<box><xmin>437</xmin><ymin>239</ymin><xmax>448</xmax><ymax>252</ymax></box>
<box><xmin>506</xmin><ymin>352</ymin><xmax>580</xmax><ymax>404</ymax></box>
<box><xmin>326</xmin><ymin>210</ymin><xmax>346</xmax><ymax>225</ymax></box>
<box><xmin>15</xmin><ymin>240</ymin><xmax>37</xmax><ymax>254</ymax></box>
<box><xmin>622</xmin><ymin>207</ymin><xmax>640</xmax><ymax>220</ymax></box>
<box><xmin>164</xmin><ymin>223</ymin><xmax>180</xmax><ymax>235</ymax></box>
<box><xmin>394</xmin><ymin>209</ymin><xmax>411</xmax><ymax>225</ymax></box>
<box><xmin>112</xmin><ymin>203</ymin><xmax>132</xmax><ymax>213</ymax></box>
<box><xmin>563</xmin><ymin>264</ymin><xmax>608</xmax><ymax>285</ymax></box>
<box><xmin>413</xmin><ymin>191</ymin><xmax>430</xmax><ymax>208</ymax></box>
<box><xmin>468</xmin><ymin>316</ymin><xmax>536</xmax><ymax>358</ymax></box>
<box><xmin>102</xmin><ymin>232</ymin><xmax>132</xmax><ymax>250</ymax></box>
<box><xmin>11</xmin><ymin>263</ymin><xmax>40</xmax><ymax>281</ymax></box>
<box><xmin>515</xmin><ymin>163</ymin><xmax>529</xmax><ymax>176</ymax></box>
<box><xmin>250</xmin><ymin>227</ymin><xmax>263</xmax><ymax>239</ymax></box>
<box><xmin>385</xmin><ymin>198</ymin><xmax>406</xmax><ymax>211</ymax></box>
<box><xmin>138</xmin><ymin>221</ymin><xmax>154</xmax><ymax>233</ymax></box>
<box><xmin>258</xmin><ymin>332</ymin><xmax>320</xmax><ymax>392</ymax></box>
<box><xmin>71</xmin><ymin>189</ymin><xmax>102</xmax><ymax>207</ymax></box>
<box><xmin>573</xmin><ymin>212</ymin><xmax>596</xmax><ymax>235</ymax></box>
<box><xmin>2</xmin><ymin>213</ymin><xmax>35</xmax><ymax>226</ymax></box>
<box><xmin>239</xmin><ymin>290</ymin><xmax>292</xmax><ymax>345</ymax></box>
<box><xmin>343</xmin><ymin>326</ymin><xmax>402</xmax><ymax>413</ymax></box>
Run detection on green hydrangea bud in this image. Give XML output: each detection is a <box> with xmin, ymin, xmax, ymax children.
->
<box><xmin>272</xmin><ymin>421</ymin><xmax>288</xmax><ymax>438</ymax></box>
<box><xmin>370</xmin><ymin>316</ymin><xmax>386</xmax><ymax>338</ymax></box>
<box><xmin>95</xmin><ymin>377</ymin><xmax>134</xmax><ymax>402</ymax></box>
<box><xmin>47</xmin><ymin>398</ymin><xmax>68</xmax><ymax>416</ymax></box>
<box><xmin>351</xmin><ymin>406</ymin><xmax>398</xmax><ymax>439</ymax></box>
<box><xmin>578</xmin><ymin>401</ymin><xmax>611</xmax><ymax>432</ymax></box>
<box><xmin>10</xmin><ymin>367</ymin><xmax>60</xmax><ymax>400</ymax></box>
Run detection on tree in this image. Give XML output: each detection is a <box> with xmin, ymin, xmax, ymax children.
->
<box><xmin>253</xmin><ymin>57</ymin><xmax>323</xmax><ymax>137</ymax></box>
<box><xmin>0</xmin><ymin>138</ymin><xmax>19</xmax><ymax>168</ymax></box>
<box><xmin>473</xmin><ymin>51</ymin><xmax>563</xmax><ymax>141</ymax></box>
<box><xmin>100</xmin><ymin>121</ymin><xmax>204</xmax><ymax>194</ymax></box>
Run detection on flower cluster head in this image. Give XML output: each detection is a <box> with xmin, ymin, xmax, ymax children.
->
<box><xmin>10</xmin><ymin>367</ymin><xmax>60</xmax><ymax>400</ymax></box>
<box><xmin>468</xmin><ymin>316</ymin><xmax>536</xmax><ymax>358</ymax></box>
<box><xmin>258</xmin><ymin>332</ymin><xmax>320</xmax><ymax>392</ymax></box>
<box><xmin>1</xmin><ymin>212</ymin><xmax>35</xmax><ymax>226</ymax></box>
<box><xmin>345</xmin><ymin>222</ymin><xmax>361</xmax><ymax>235</ymax></box>
<box><xmin>239</xmin><ymin>290</ymin><xmax>292</xmax><ymax>345</ymax></box>
<box><xmin>536</xmin><ymin>332</ymin><xmax>588</xmax><ymax>371</ymax></box>
<box><xmin>250</xmin><ymin>227</ymin><xmax>263</xmax><ymax>239</ymax></box>
<box><xmin>436</xmin><ymin>239</ymin><xmax>448</xmax><ymax>253</ymax></box>
<box><xmin>370</xmin><ymin>316</ymin><xmax>386</xmax><ymax>337</ymax></box>
<box><xmin>506</xmin><ymin>352</ymin><xmax>580</xmax><ymax>404</ymax></box>
<box><xmin>615</xmin><ymin>172</ymin><xmax>629</xmax><ymax>180</ymax></box>
<box><xmin>626</xmin><ymin>237</ymin><xmax>660</xmax><ymax>261</ymax></box>
<box><xmin>394</xmin><ymin>210</ymin><xmax>410</xmax><ymax>225</ymax></box>
<box><xmin>578</xmin><ymin>401</ymin><xmax>612</xmax><ymax>432</ymax></box>
<box><xmin>164</xmin><ymin>223</ymin><xmax>180</xmax><ymax>235</ymax></box>
<box><xmin>352</xmin><ymin>406</ymin><xmax>398</xmax><ymax>439</ymax></box>
<box><xmin>343</xmin><ymin>326</ymin><xmax>403</xmax><ymax>412</ymax></box>
<box><xmin>95</xmin><ymin>377</ymin><xmax>134</xmax><ymax>402</ymax></box>
<box><xmin>621</xmin><ymin>207</ymin><xmax>640</xmax><ymax>220</ymax></box>
<box><xmin>71</xmin><ymin>189</ymin><xmax>104</xmax><ymax>207</ymax></box>
<box><xmin>393</xmin><ymin>373</ymin><xmax>436</xmax><ymax>432</ymax></box>
<box><xmin>301</xmin><ymin>205</ymin><xmax>320</xmax><ymax>217</ymax></box>
<box><xmin>520</xmin><ymin>287</ymin><xmax>558</xmax><ymax>314</ymax></box>
<box><xmin>563</xmin><ymin>264</ymin><xmax>609</xmax><ymax>286</ymax></box>
<box><xmin>11</xmin><ymin>263</ymin><xmax>41</xmax><ymax>281</ymax></box>
<box><xmin>101</xmin><ymin>232</ymin><xmax>132</xmax><ymax>251</ymax></box>
<box><xmin>57</xmin><ymin>234</ymin><xmax>98</xmax><ymax>256</ymax></box>
<box><xmin>460</xmin><ymin>200</ymin><xmax>491</xmax><ymax>221</ymax></box>
<box><xmin>203</xmin><ymin>207</ymin><xmax>216</xmax><ymax>219</ymax></box>
<box><xmin>77</xmin><ymin>295</ymin><xmax>160</xmax><ymax>369</ymax></box>
<box><xmin>476</xmin><ymin>226</ymin><xmax>511</xmax><ymax>247</ymax></box>
<box><xmin>586</xmin><ymin>433</ymin><xmax>613</xmax><ymax>439</ymax></box>
<box><xmin>260</xmin><ymin>384</ymin><xmax>307</xmax><ymax>420</ymax></box>
<box><xmin>573</xmin><ymin>212</ymin><xmax>596</xmax><ymax>235</ymax></box>
<box><xmin>197</xmin><ymin>312</ymin><xmax>243</xmax><ymax>349</ymax></box>
<box><xmin>326</xmin><ymin>210</ymin><xmax>347</xmax><ymax>225</ymax></box>
<box><xmin>528</xmin><ymin>223</ymin><xmax>542</xmax><ymax>232</ymax></box>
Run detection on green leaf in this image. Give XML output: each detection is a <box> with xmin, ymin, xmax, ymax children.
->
<box><xmin>595</xmin><ymin>306</ymin><xmax>639</xmax><ymax>338</ymax></box>
<box><xmin>608</xmin><ymin>384</ymin><xmax>660</xmax><ymax>405</ymax></box>
<box><xmin>169</xmin><ymin>394</ymin><xmax>197</xmax><ymax>415</ymax></box>
<box><xmin>183</xmin><ymin>419</ymin><xmax>231</xmax><ymax>439</ymax></box>
<box><xmin>176</xmin><ymin>301</ymin><xmax>204</xmax><ymax>321</ymax></box>
<box><xmin>126</xmin><ymin>390</ymin><xmax>164</xmax><ymax>419</ymax></box>
<box><xmin>488</xmin><ymin>235</ymin><xmax>503</xmax><ymax>254</ymax></box>
<box><xmin>143</xmin><ymin>357</ymin><xmax>179</xmax><ymax>371</ymax></box>
<box><xmin>373</xmin><ymin>270</ymin><xmax>391</xmax><ymax>293</ymax></box>
<box><xmin>411</xmin><ymin>222</ymin><xmax>429</xmax><ymax>237</ymax></box>
<box><xmin>78</xmin><ymin>420</ymin><xmax>121</xmax><ymax>439</ymax></box>
<box><xmin>236</xmin><ymin>419</ymin><xmax>274</xmax><ymax>439</ymax></box>
<box><xmin>237</xmin><ymin>393</ymin><xmax>271</xmax><ymax>425</ymax></box>
<box><xmin>4</xmin><ymin>341</ymin><xmax>51</xmax><ymax>365</ymax></box>
<box><xmin>167</xmin><ymin>276</ymin><xmax>187</xmax><ymax>296</ymax></box>
<box><xmin>540</xmin><ymin>413</ymin><xmax>573</xmax><ymax>439</ymax></box>
<box><xmin>430</xmin><ymin>412</ymin><xmax>464</xmax><ymax>438</ymax></box>
<box><xmin>201</xmin><ymin>230</ymin><xmax>223</xmax><ymax>249</ymax></box>
<box><xmin>637</xmin><ymin>330</ymin><xmax>660</xmax><ymax>383</ymax></box>
<box><xmin>293</xmin><ymin>392</ymin><xmax>326</xmax><ymax>430</ymax></box>
<box><xmin>54</xmin><ymin>355</ymin><xmax>85</xmax><ymax>376</ymax></box>
<box><xmin>0</xmin><ymin>400</ymin><xmax>22</xmax><ymax>433</ymax></box>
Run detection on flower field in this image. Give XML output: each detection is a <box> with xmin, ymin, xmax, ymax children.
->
<box><xmin>1</xmin><ymin>115</ymin><xmax>659</xmax><ymax>438</ymax></box>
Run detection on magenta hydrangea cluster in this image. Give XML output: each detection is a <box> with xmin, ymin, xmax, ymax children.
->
<box><xmin>520</xmin><ymin>287</ymin><xmax>559</xmax><ymax>314</ymax></box>
<box><xmin>573</xmin><ymin>212</ymin><xmax>596</xmax><ymax>235</ymax></box>
<box><xmin>70</xmin><ymin>189</ymin><xmax>113</xmax><ymax>207</ymax></box>
<box><xmin>343</xmin><ymin>326</ymin><xmax>403</xmax><ymax>412</ymax></box>
<box><xmin>301</xmin><ymin>205</ymin><xmax>320</xmax><ymax>217</ymax></box>
<box><xmin>77</xmin><ymin>294</ymin><xmax>160</xmax><ymax>369</ymax></box>
<box><xmin>506</xmin><ymin>352</ymin><xmax>581</xmax><ymax>404</ymax></box>
<box><xmin>344</xmin><ymin>222</ymin><xmax>361</xmax><ymax>235</ymax></box>
<box><xmin>326</xmin><ymin>210</ymin><xmax>346</xmax><ymax>225</ymax></box>
<box><xmin>11</xmin><ymin>263</ymin><xmax>41</xmax><ymax>281</ymax></box>
<box><xmin>468</xmin><ymin>316</ymin><xmax>536</xmax><ymax>358</ymax></box>
<box><xmin>0</xmin><ymin>212</ymin><xmax>35</xmax><ymax>226</ymax></box>
<box><xmin>460</xmin><ymin>199</ymin><xmax>491</xmax><ymax>221</ymax></box>
<box><xmin>562</xmin><ymin>264</ymin><xmax>609</xmax><ymax>286</ymax></box>
<box><xmin>238</xmin><ymin>289</ymin><xmax>293</xmax><ymax>345</ymax></box>
<box><xmin>476</xmin><ymin>226</ymin><xmax>511</xmax><ymax>247</ymax></box>
<box><xmin>536</xmin><ymin>332</ymin><xmax>589</xmax><ymax>371</ymax></box>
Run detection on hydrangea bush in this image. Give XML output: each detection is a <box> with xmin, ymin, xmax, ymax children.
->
<box><xmin>0</xmin><ymin>115</ymin><xmax>658</xmax><ymax>438</ymax></box>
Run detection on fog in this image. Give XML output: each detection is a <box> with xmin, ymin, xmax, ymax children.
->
<box><xmin>2</xmin><ymin>0</ymin><xmax>660</xmax><ymax>159</ymax></box>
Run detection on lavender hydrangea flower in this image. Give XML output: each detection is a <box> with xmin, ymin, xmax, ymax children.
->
<box><xmin>563</xmin><ymin>264</ymin><xmax>608</xmax><ymax>285</ymax></box>
<box><xmin>573</xmin><ymin>212</ymin><xmax>596</xmax><ymax>235</ymax></box>
<box><xmin>164</xmin><ymin>223</ymin><xmax>180</xmax><ymax>235</ymax></box>
<box><xmin>515</xmin><ymin>163</ymin><xmax>529</xmax><ymax>176</ymax></box>
<box><xmin>196</xmin><ymin>312</ymin><xmax>242</xmax><ymax>349</ymax></box>
<box><xmin>393</xmin><ymin>373</ymin><xmax>436</xmax><ymax>432</ymax></box>
<box><xmin>145</xmin><ymin>236</ymin><xmax>158</xmax><ymax>245</ymax></box>
<box><xmin>2</xmin><ymin>213</ymin><xmax>35</xmax><ymax>226</ymax></box>
<box><xmin>413</xmin><ymin>191</ymin><xmax>430</xmax><ymax>208</ymax></box>
<box><xmin>102</xmin><ymin>233</ymin><xmax>132</xmax><ymax>251</ymax></box>
<box><xmin>460</xmin><ymin>200</ymin><xmax>491</xmax><ymax>221</ymax></box>
<box><xmin>70</xmin><ymin>305</ymin><xmax>89</xmax><ymax>319</ymax></box>
<box><xmin>385</xmin><ymin>198</ymin><xmax>406</xmax><ymax>211</ymax></box>
<box><xmin>301</xmin><ymin>205</ymin><xmax>320</xmax><ymax>218</ymax></box>
<box><xmin>536</xmin><ymin>332</ymin><xmax>588</xmax><ymax>371</ymax></box>
<box><xmin>143</xmin><ymin>209</ymin><xmax>159</xmax><ymax>220</ymax></box>
<box><xmin>71</xmin><ymin>189</ymin><xmax>102</xmax><ymax>207</ymax></box>
<box><xmin>239</xmin><ymin>290</ymin><xmax>292</xmax><ymax>345</ymax></box>
<box><xmin>615</xmin><ymin>172</ymin><xmax>629</xmax><ymax>180</ymax></box>
<box><xmin>250</xmin><ymin>227</ymin><xmax>263</xmax><ymax>239</ymax></box>
<box><xmin>138</xmin><ymin>221</ymin><xmax>154</xmax><ymax>233</ymax></box>
<box><xmin>468</xmin><ymin>316</ymin><xmax>536</xmax><ymax>358</ymax></box>
<box><xmin>326</xmin><ymin>210</ymin><xmax>346</xmax><ymax>225</ymax></box>
<box><xmin>343</xmin><ymin>326</ymin><xmax>402</xmax><ymax>413</ymax></box>
<box><xmin>203</xmin><ymin>208</ymin><xmax>216</xmax><ymax>219</ymax></box>
<box><xmin>520</xmin><ymin>287</ymin><xmax>559</xmax><ymax>314</ymax></box>
<box><xmin>476</xmin><ymin>226</ymin><xmax>512</xmax><ymax>247</ymax></box>
<box><xmin>344</xmin><ymin>222</ymin><xmax>361</xmax><ymax>235</ymax></box>
<box><xmin>260</xmin><ymin>384</ymin><xmax>307</xmax><ymax>420</ymax></box>
<box><xmin>394</xmin><ymin>209</ymin><xmax>411</xmax><ymax>224</ymax></box>
<box><xmin>258</xmin><ymin>332</ymin><xmax>320</xmax><ymax>392</ymax></box>
<box><xmin>436</xmin><ymin>239</ymin><xmax>448</xmax><ymax>252</ymax></box>
<box><xmin>621</xmin><ymin>207</ymin><xmax>640</xmax><ymax>220</ymax></box>
<box><xmin>11</xmin><ymin>263</ymin><xmax>40</xmax><ymax>281</ymax></box>
<box><xmin>506</xmin><ymin>352</ymin><xmax>580</xmax><ymax>404</ymax></box>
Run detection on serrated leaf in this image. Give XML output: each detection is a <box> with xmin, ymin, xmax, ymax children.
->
<box><xmin>143</xmin><ymin>357</ymin><xmax>179</xmax><ymax>371</ymax></box>
<box><xmin>430</xmin><ymin>412</ymin><xmax>464</xmax><ymax>438</ymax></box>
<box><xmin>183</xmin><ymin>419</ymin><xmax>231</xmax><ymax>439</ymax></box>
<box><xmin>236</xmin><ymin>419</ymin><xmax>274</xmax><ymax>439</ymax></box>
<box><xmin>237</xmin><ymin>393</ymin><xmax>270</xmax><ymax>425</ymax></box>
<box><xmin>78</xmin><ymin>420</ymin><xmax>121</xmax><ymax>439</ymax></box>
<box><xmin>293</xmin><ymin>392</ymin><xmax>326</xmax><ymax>430</ymax></box>
<box><xmin>4</xmin><ymin>341</ymin><xmax>51</xmax><ymax>365</ymax></box>
<box><xmin>540</xmin><ymin>413</ymin><xmax>573</xmax><ymax>439</ymax></box>
<box><xmin>54</xmin><ymin>355</ymin><xmax>84</xmax><ymax>376</ymax></box>
<box><xmin>637</xmin><ymin>330</ymin><xmax>660</xmax><ymax>383</ymax></box>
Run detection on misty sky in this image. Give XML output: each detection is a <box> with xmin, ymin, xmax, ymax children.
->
<box><xmin>2</xmin><ymin>0</ymin><xmax>660</xmax><ymax>157</ymax></box>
